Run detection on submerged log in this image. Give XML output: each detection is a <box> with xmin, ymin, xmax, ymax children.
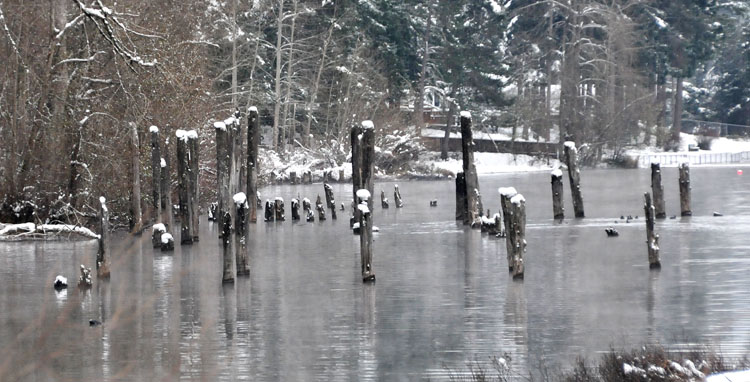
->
<box><xmin>679</xmin><ymin>163</ymin><xmax>692</xmax><ymax>216</ymax></box>
<box><xmin>508</xmin><ymin>193</ymin><xmax>527</xmax><ymax>280</ymax></box>
<box><xmin>150</xmin><ymin>126</ymin><xmax>162</xmax><ymax>225</ymax></box>
<box><xmin>394</xmin><ymin>184</ymin><xmax>403</xmax><ymax>208</ymax></box>
<box><xmin>324</xmin><ymin>183</ymin><xmax>337</xmax><ymax>219</ymax></box>
<box><xmin>651</xmin><ymin>163</ymin><xmax>666</xmax><ymax>219</ymax></box>
<box><xmin>234</xmin><ymin>193</ymin><xmax>249</xmax><ymax>276</ymax></box>
<box><xmin>459</xmin><ymin>112</ymin><xmax>481</xmax><ymax>225</ymax></box>
<box><xmin>176</xmin><ymin>130</ymin><xmax>194</xmax><ymax>244</ymax></box>
<box><xmin>644</xmin><ymin>192</ymin><xmax>661</xmax><ymax>269</ymax></box>
<box><xmin>563</xmin><ymin>141</ymin><xmax>585</xmax><ymax>218</ymax></box>
<box><xmin>221</xmin><ymin>211</ymin><xmax>235</xmax><ymax>283</ymax></box>
<box><xmin>247</xmin><ymin>107</ymin><xmax>260</xmax><ymax>223</ymax></box>
<box><xmin>97</xmin><ymin>196</ymin><xmax>110</xmax><ymax>278</ymax></box>
<box><xmin>551</xmin><ymin>168</ymin><xmax>564</xmax><ymax>220</ymax></box>
<box><xmin>499</xmin><ymin>187</ymin><xmax>518</xmax><ymax>272</ymax></box>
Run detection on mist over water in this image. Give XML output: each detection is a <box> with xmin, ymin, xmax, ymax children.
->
<box><xmin>2</xmin><ymin>167</ymin><xmax>750</xmax><ymax>380</ymax></box>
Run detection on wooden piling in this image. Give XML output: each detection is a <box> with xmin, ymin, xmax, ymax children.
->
<box><xmin>359</xmin><ymin>120</ymin><xmax>376</xmax><ymax>282</ymax></box>
<box><xmin>264</xmin><ymin>200</ymin><xmax>274</xmax><ymax>222</ymax></box>
<box><xmin>130</xmin><ymin>122</ymin><xmax>143</xmax><ymax>233</ymax></box>
<box><xmin>551</xmin><ymin>168</ymin><xmax>564</xmax><ymax>220</ymax></box>
<box><xmin>381</xmin><ymin>190</ymin><xmax>389</xmax><ymax>209</ymax></box>
<box><xmin>216</xmin><ymin>121</ymin><xmax>231</xmax><ymax>235</ymax></box>
<box><xmin>291</xmin><ymin>199</ymin><xmax>300</xmax><ymax>220</ymax></box>
<box><xmin>351</xmin><ymin>123</ymin><xmax>363</xmax><ymax>225</ymax></box>
<box><xmin>160</xmin><ymin>137</ymin><xmax>174</xmax><ymax>233</ymax></box>
<box><xmin>455</xmin><ymin>173</ymin><xmax>467</xmax><ymax>222</ymax></box>
<box><xmin>651</xmin><ymin>163</ymin><xmax>666</xmax><ymax>219</ymax></box>
<box><xmin>303</xmin><ymin>198</ymin><xmax>314</xmax><ymax>222</ymax></box>
<box><xmin>160</xmin><ymin>233</ymin><xmax>174</xmax><ymax>252</ymax></box>
<box><xmin>324</xmin><ymin>183</ymin><xmax>337</xmax><ymax>219</ymax></box>
<box><xmin>188</xmin><ymin>130</ymin><xmax>200</xmax><ymax>241</ymax></box>
<box><xmin>316</xmin><ymin>195</ymin><xmax>326</xmax><ymax>221</ymax></box>
<box><xmin>149</xmin><ymin>126</ymin><xmax>162</xmax><ymax>224</ymax></box>
<box><xmin>152</xmin><ymin>223</ymin><xmax>166</xmax><ymax>248</ymax></box>
<box><xmin>97</xmin><ymin>196</ymin><xmax>111</xmax><ymax>278</ymax></box>
<box><xmin>221</xmin><ymin>211</ymin><xmax>235</xmax><ymax>283</ymax></box>
<box><xmin>459</xmin><ymin>112</ymin><xmax>481</xmax><ymax>225</ymax></box>
<box><xmin>234</xmin><ymin>193</ymin><xmax>249</xmax><ymax>276</ymax></box>
<box><xmin>394</xmin><ymin>184</ymin><xmax>403</xmax><ymax>208</ymax></box>
<box><xmin>563</xmin><ymin>141</ymin><xmax>585</xmax><ymax>218</ymax></box>
<box><xmin>499</xmin><ymin>187</ymin><xmax>518</xmax><ymax>272</ymax></box>
<box><xmin>247</xmin><ymin>107</ymin><xmax>260</xmax><ymax>223</ymax></box>
<box><xmin>275</xmin><ymin>198</ymin><xmax>285</xmax><ymax>221</ymax></box>
<box><xmin>176</xmin><ymin>130</ymin><xmax>194</xmax><ymax>244</ymax></box>
<box><xmin>644</xmin><ymin>192</ymin><xmax>661</xmax><ymax>269</ymax></box>
<box><xmin>508</xmin><ymin>193</ymin><xmax>527</xmax><ymax>280</ymax></box>
<box><xmin>679</xmin><ymin>163</ymin><xmax>692</xmax><ymax>216</ymax></box>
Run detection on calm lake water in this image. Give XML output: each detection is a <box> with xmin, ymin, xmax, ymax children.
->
<box><xmin>3</xmin><ymin>167</ymin><xmax>750</xmax><ymax>381</ymax></box>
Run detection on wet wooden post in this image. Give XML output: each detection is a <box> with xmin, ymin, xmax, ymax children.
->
<box><xmin>381</xmin><ymin>190</ymin><xmax>389</xmax><ymax>208</ymax></box>
<box><xmin>359</xmin><ymin>120</ymin><xmax>376</xmax><ymax>282</ymax></box>
<box><xmin>563</xmin><ymin>141</ymin><xmax>585</xmax><ymax>218</ymax></box>
<box><xmin>290</xmin><ymin>171</ymin><xmax>298</xmax><ymax>185</ymax></box>
<box><xmin>188</xmin><ymin>130</ymin><xmax>200</xmax><ymax>241</ymax></box>
<box><xmin>234</xmin><ymin>192</ymin><xmax>250</xmax><ymax>276</ymax></box>
<box><xmin>324</xmin><ymin>183</ymin><xmax>337</xmax><ymax>219</ymax></box>
<box><xmin>176</xmin><ymin>130</ymin><xmax>194</xmax><ymax>244</ymax></box>
<box><xmin>679</xmin><ymin>163</ymin><xmax>692</xmax><ymax>216</ymax></box>
<box><xmin>551</xmin><ymin>168</ymin><xmax>564</xmax><ymax>220</ymax></box>
<box><xmin>160</xmin><ymin>139</ymin><xmax>174</xmax><ymax>233</ymax></box>
<box><xmin>644</xmin><ymin>192</ymin><xmax>661</xmax><ymax>269</ymax></box>
<box><xmin>97</xmin><ymin>196</ymin><xmax>111</xmax><ymax>278</ymax></box>
<box><xmin>247</xmin><ymin>107</ymin><xmax>260</xmax><ymax>223</ymax></box>
<box><xmin>303</xmin><ymin>198</ymin><xmax>314</xmax><ymax>222</ymax></box>
<box><xmin>274</xmin><ymin>197</ymin><xmax>285</xmax><ymax>221</ymax></box>
<box><xmin>459</xmin><ymin>112</ymin><xmax>481</xmax><ymax>225</ymax></box>
<box><xmin>150</xmin><ymin>126</ymin><xmax>162</xmax><ymax>224</ymax></box>
<box><xmin>216</xmin><ymin>121</ymin><xmax>231</xmax><ymax>236</ymax></box>
<box><xmin>291</xmin><ymin>199</ymin><xmax>300</xmax><ymax>220</ymax></box>
<box><xmin>316</xmin><ymin>195</ymin><xmax>326</xmax><ymax>221</ymax></box>
<box><xmin>499</xmin><ymin>187</ymin><xmax>518</xmax><ymax>272</ymax></box>
<box><xmin>264</xmin><ymin>200</ymin><xmax>274</xmax><ymax>222</ymax></box>
<box><xmin>455</xmin><ymin>173</ymin><xmax>467</xmax><ymax>221</ymax></box>
<box><xmin>339</xmin><ymin>169</ymin><xmax>345</xmax><ymax>183</ymax></box>
<box><xmin>221</xmin><ymin>211</ymin><xmax>235</xmax><ymax>283</ymax></box>
<box><xmin>152</xmin><ymin>223</ymin><xmax>166</xmax><ymax>248</ymax></box>
<box><xmin>351</xmin><ymin>123</ymin><xmax>363</xmax><ymax>226</ymax></box>
<box><xmin>130</xmin><ymin>122</ymin><xmax>143</xmax><ymax>233</ymax></box>
<box><xmin>160</xmin><ymin>232</ymin><xmax>174</xmax><ymax>252</ymax></box>
<box><xmin>509</xmin><ymin>193</ymin><xmax>527</xmax><ymax>280</ymax></box>
<box><xmin>394</xmin><ymin>184</ymin><xmax>403</xmax><ymax>208</ymax></box>
<box><xmin>651</xmin><ymin>163</ymin><xmax>666</xmax><ymax>218</ymax></box>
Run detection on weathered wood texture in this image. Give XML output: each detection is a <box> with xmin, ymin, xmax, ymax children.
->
<box><xmin>324</xmin><ymin>183</ymin><xmax>337</xmax><ymax>219</ymax></box>
<box><xmin>551</xmin><ymin>170</ymin><xmax>564</xmax><ymax>220</ymax></box>
<box><xmin>265</xmin><ymin>200</ymin><xmax>274</xmax><ymax>222</ymax></box>
<box><xmin>150</xmin><ymin>127</ymin><xmax>161</xmax><ymax>224</ymax></box>
<box><xmin>679</xmin><ymin>163</ymin><xmax>692</xmax><ymax>216</ymax></box>
<box><xmin>247</xmin><ymin>108</ymin><xmax>260</xmax><ymax>223</ymax></box>
<box><xmin>459</xmin><ymin>113</ymin><xmax>481</xmax><ymax>224</ymax></box>
<box><xmin>644</xmin><ymin>192</ymin><xmax>661</xmax><ymax>269</ymax></box>
<box><xmin>221</xmin><ymin>211</ymin><xmax>235</xmax><ymax>283</ymax></box>
<box><xmin>152</xmin><ymin>224</ymin><xmax>165</xmax><ymax>248</ymax></box>
<box><xmin>235</xmin><ymin>195</ymin><xmax>250</xmax><ymax>276</ymax></box>
<box><xmin>188</xmin><ymin>132</ymin><xmax>200</xmax><ymax>241</ymax></box>
<box><xmin>275</xmin><ymin>198</ymin><xmax>285</xmax><ymax>221</ymax></box>
<box><xmin>351</xmin><ymin>124</ymin><xmax>363</xmax><ymax>224</ymax></box>
<box><xmin>216</xmin><ymin>122</ymin><xmax>231</xmax><ymax>236</ymax></box>
<box><xmin>394</xmin><ymin>185</ymin><xmax>403</xmax><ymax>208</ymax></box>
<box><xmin>650</xmin><ymin>163</ymin><xmax>666</xmax><ymax>219</ymax></box>
<box><xmin>176</xmin><ymin>131</ymin><xmax>194</xmax><ymax>244</ymax></box>
<box><xmin>97</xmin><ymin>197</ymin><xmax>111</xmax><ymax>278</ymax></box>
<box><xmin>508</xmin><ymin>194</ymin><xmax>527</xmax><ymax>280</ymax></box>
<box><xmin>455</xmin><ymin>173</ymin><xmax>467</xmax><ymax>221</ymax></box>
<box><xmin>563</xmin><ymin>141</ymin><xmax>585</xmax><ymax>218</ymax></box>
<box><xmin>291</xmin><ymin>199</ymin><xmax>300</xmax><ymax>220</ymax></box>
<box><xmin>359</xmin><ymin>121</ymin><xmax>376</xmax><ymax>282</ymax></box>
<box><xmin>381</xmin><ymin>190</ymin><xmax>389</xmax><ymax>209</ymax></box>
<box><xmin>130</xmin><ymin>122</ymin><xmax>143</xmax><ymax>233</ymax></box>
<box><xmin>160</xmin><ymin>139</ymin><xmax>174</xmax><ymax>232</ymax></box>
<box><xmin>316</xmin><ymin>195</ymin><xmax>326</xmax><ymax>221</ymax></box>
<box><xmin>499</xmin><ymin>187</ymin><xmax>518</xmax><ymax>272</ymax></box>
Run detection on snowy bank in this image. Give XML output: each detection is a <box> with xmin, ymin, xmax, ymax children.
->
<box><xmin>420</xmin><ymin>151</ymin><xmax>559</xmax><ymax>176</ymax></box>
<box><xmin>0</xmin><ymin>223</ymin><xmax>99</xmax><ymax>241</ymax></box>
<box><xmin>625</xmin><ymin>133</ymin><xmax>750</xmax><ymax>168</ymax></box>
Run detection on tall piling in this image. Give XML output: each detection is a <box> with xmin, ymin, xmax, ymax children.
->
<box><xmin>499</xmin><ymin>187</ymin><xmax>518</xmax><ymax>272</ymax></box>
<box><xmin>176</xmin><ymin>130</ymin><xmax>194</xmax><ymax>244</ymax></box>
<box><xmin>508</xmin><ymin>193</ymin><xmax>527</xmax><ymax>280</ymax></box>
<box><xmin>456</xmin><ymin>173</ymin><xmax>467</xmax><ymax>222</ymax></box>
<box><xmin>651</xmin><ymin>163</ymin><xmax>666</xmax><ymax>218</ymax></box>
<box><xmin>324</xmin><ymin>183</ymin><xmax>337</xmax><ymax>219</ymax></box>
<box><xmin>130</xmin><ymin>122</ymin><xmax>143</xmax><ymax>233</ymax></box>
<box><xmin>221</xmin><ymin>211</ymin><xmax>234</xmax><ymax>283</ymax></box>
<box><xmin>188</xmin><ymin>130</ymin><xmax>200</xmax><ymax>241</ymax></box>
<box><xmin>563</xmin><ymin>141</ymin><xmax>585</xmax><ymax>218</ymax></box>
<box><xmin>351</xmin><ymin>123</ymin><xmax>363</xmax><ymax>226</ymax></box>
<box><xmin>160</xmin><ymin>139</ymin><xmax>174</xmax><ymax>232</ymax></box>
<box><xmin>359</xmin><ymin>121</ymin><xmax>376</xmax><ymax>282</ymax></box>
<box><xmin>644</xmin><ymin>192</ymin><xmax>661</xmax><ymax>269</ymax></box>
<box><xmin>97</xmin><ymin>196</ymin><xmax>111</xmax><ymax>278</ymax></box>
<box><xmin>234</xmin><ymin>192</ymin><xmax>250</xmax><ymax>276</ymax></box>
<box><xmin>459</xmin><ymin>112</ymin><xmax>481</xmax><ymax>225</ymax></box>
<box><xmin>216</xmin><ymin>121</ymin><xmax>231</xmax><ymax>236</ymax></box>
<box><xmin>679</xmin><ymin>163</ymin><xmax>692</xmax><ymax>216</ymax></box>
<box><xmin>551</xmin><ymin>168</ymin><xmax>564</xmax><ymax>220</ymax></box>
<box><xmin>150</xmin><ymin>126</ymin><xmax>162</xmax><ymax>224</ymax></box>
<box><xmin>247</xmin><ymin>107</ymin><xmax>260</xmax><ymax>223</ymax></box>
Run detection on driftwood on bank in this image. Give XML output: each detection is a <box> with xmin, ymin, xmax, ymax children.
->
<box><xmin>679</xmin><ymin>163</ymin><xmax>692</xmax><ymax>216</ymax></box>
<box><xmin>644</xmin><ymin>192</ymin><xmax>661</xmax><ymax>269</ymax></box>
<box><xmin>651</xmin><ymin>163</ymin><xmax>666</xmax><ymax>219</ymax></box>
<box><xmin>97</xmin><ymin>196</ymin><xmax>110</xmax><ymax>278</ymax></box>
<box><xmin>247</xmin><ymin>107</ymin><xmax>260</xmax><ymax>223</ymax></box>
<box><xmin>551</xmin><ymin>168</ymin><xmax>564</xmax><ymax>220</ymax></box>
<box><xmin>563</xmin><ymin>141</ymin><xmax>585</xmax><ymax>218</ymax></box>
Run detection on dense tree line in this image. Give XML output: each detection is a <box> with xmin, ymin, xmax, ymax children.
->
<box><xmin>0</xmin><ymin>0</ymin><xmax>747</xmax><ymax>221</ymax></box>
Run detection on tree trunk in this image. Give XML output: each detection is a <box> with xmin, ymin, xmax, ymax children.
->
<box><xmin>414</xmin><ymin>8</ymin><xmax>431</xmax><ymax>137</ymax></box>
<box><xmin>160</xmin><ymin>139</ymin><xmax>174</xmax><ymax>232</ymax></box>
<box><xmin>441</xmin><ymin>100</ymin><xmax>455</xmax><ymax>160</ymax></box>
<box><xmin>221</xmin><ymin>211</ymin><xmax>235</xmax><ymax>283</ymax></box>
<box><xmin>272</xmin><ymin>0</ymin><xmax>284</xmax><ymax>150</ymax></box>
<box><xmin>455</xmin><ymin>173</ymin><xmax>467</xmax><ymax>222</ymax></box>
<box><xmin>130</xmin><ymin>123</ymin><xmax>143</xmax><ymax>233</ymax></box>
<box><xmin>216</xmin><ymin>122</ymin><xmax>231</xmax><ymax>236</ymax></box>
<box><xmin>650</xmin><ymin>163</ymin><xmax>666</xmax><ymax>218</ymax></box>
<box><xmin>188</xmin><ymin>131</ymin><xmax>200</xmax><ymax>241</ymax></box>
<box><xmin>97</xmin><ymin>197</ymin><xmax>111</xmax><ymax>278</ymax></box>
<box><xmin>679</xmin><ymin>163</ymin><xmax>692</xmax><ymax>216</ymax></box>
<box><xmin>564</xmin><ymin>141</ymin><xmax>585</xmax><ymax>217</ymax></box>
<box><xmin>351</xmin><ymin>123</ymin><xmax>363</xmax><ymax>226</ymax></box>
<box><xmin>235</xmin><ymin>194</ymin><xmax>249</xmax><ymax>275</ymax></box>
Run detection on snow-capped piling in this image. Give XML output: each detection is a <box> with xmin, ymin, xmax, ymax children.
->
<box><xmin>644</xmin><ymin>192</ymin><xmax>661</xmax><ymax>269</ymax></box>
<box><xmin>234</xmin><ymin>192</ymin><xmax>249</xmax><ymax>276</ymax></box>
<box><xmin>160</xmin><ymin>139</ymin><xmax>174</xmax><ymax>234</ymax></box>
<box><xmin>130</xmin><ymin>122</ymin><xmax>143</xmax><ymax>234</ymax></box>
<box><xmin>54</xmin><ymin>275</ymin><xmax>68</xmax><ymax>290</ymax></box>
<box><xmin>176</xmin><ymin>130</ymin><xmax>194</xmax><ymax>244</ymax></box>
<box><xmin>188</xmin><ymin>130</ymin><xmax>200</xmax><ymax>241</ymax></box>
<box><xmin>216</xmin><ymin>121</ymin><xmax>231</xmax><ymax>236</ymax></box>
<box><xmin>303</xmin><ymin>198</ymin><xmax>314</xmax><ymax>222</ymax></box>
<box><xmin>264</xmin><ymin>200</ymin><xmax>274</xmax><ymax>222</ymax></box>
<box><xmin>551</xmin><ymin>168</ymin><xmax>564</xmax><ymax>220</ymax></box>
<box><xmin>291</xmin><ymin>199</ymin><xmax>300</xmax><ymax>220</ymax></box>
<box><xmin>78</xmin><ymin>265</ymin><xmax>92</xmax><ymax>287</ymax></box>
<box><xmin>160</xmin><ymin>233</ymin><xmax>174</xmax><ymax>252</ymax></box>
<box><xmin>247</xmin><ymin>107</ymin><xmax>260</xmax><ymax>223</ymax></box>
<box><xmin>221</xmin><ymin>211</ymin><xmax>234</xmax><ymax>283</ymax></box>
<box><xmin>651</xmin><ymin>163</ymin><xmax>666</xmax><ymax>219</ymax></box>
<box><xmin>350</xmin><ymin>123</ymin><xmax>363</xmax><ymax>226</ymax></box>
<box><xmin>499</xmin><ymin>187</ymin><xmax>518</xmax><ymax>272</ymax></box>
<box><xmin>563</xmin><ymin>141</ymin><xmax>585</xmax><ymax>218</ymax></box>
<box><xmin>357</xmin><ymin>189</ymin><xmax>375</xmax><ymax>282</ymax></box>
<box><xmin>150</xmin><ymin>126</ymin><xmax>162</xmax><ymax>225</ymax></box>
<box><xmin>152</xmin><ymin>223</ymin><xmax>166</xmax><ymax>248</ymax></box>
<box><xmin>275</xmin><ymin>197</ymin><xmax>285</xmax><ymax>221</ymax></box>
<box><xmin>508</xmin><ymin>193</ymin><xmax>527</xmax><ymax>280</ymax></box>
<box><xmin>459</xmin><ymin>112</ymin><xmax>481</xmax><ymax>225</ymax></box>
<box><xmin>324</xmin><ymin>183</ymin><xmax>337</xmax><ymax>219</ymax></box>
<box><xmin>394</xmin><ymin>184</ymin><xmax>403</xmax><ymax>208</ymax></box>
<box><xmin>316</xmin><ymin>195</ymin><xmax>326</xmax><ymax>221</ymax></box>
<box><xmin>679</xmin><ymin>163</ymin><xmax>692</xmax><ymax>216</ymax></box>
<box><xmin>455</xmin><ymin>173</ymin><xmax>467</xmax><ymax>221</ymax></box>
<box><xmin>351</xmin><ymin>121</ymin><xmax>375</xmax><ymax>227</ymax></box>
<box><xmin>97</xmin><ymin>196</ymin><xmax>111</xmax><ymax>278</ymax></box>
<box><xmin>381</xmin><ymin>190</ymin><xmax>389</xmax><ymax>209</ymax></box>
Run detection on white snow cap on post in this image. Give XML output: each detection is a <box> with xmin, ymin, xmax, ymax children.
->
<box><xmin>176</xmin><ymin>129</ymin><xmax>188</xmax><ymax>141</ymax></box>
<box><xmin>149</xmin><ymin>125</ymin><xmax>159</xmax><ymax>133</ymax></box>
<box><xmin>275</xmin><ymin>197</ymin><xmax>284</xmax><ymax>202</ymax></box>
<box><xmin>99</xmin><ymin>196</ymin><xmax>107</xmax><ymax>212</ymax></box>
<box><xmin>460</xmin><ymin>111</ymin><xmax>472</xmax><ymax>119</ymax></box>
<box><xmin>161</xmin><ymin>232</ymin><xmax>173</xmax><ymax>244</ymax></box>
<box><xmin>511</xmin><ymin>193</ymin><xmax>526</xmax><ymax>205</ymax></box>
<box><xmin>498</xmin><ymin>187</ymin><xmax>518</xmax><ymax>197</ymax></box>
<box><xmin>152</xmin><ymin>223</ymin><xmax>166</xmax><ymax>233</ymax></box>
<box><xmin>160</xmin><ymin>158</ymin><xmax>166</xmax><ymax>168</ymax></box>
<box><xmin>213</xmin><ymin>121</ymin><xmax>227</xmax><ymax>131</ymax></box>
<box><xmin>185</xmin><ymin>130</ymin><xmax>198</xmax><ymax>140</ymax></box>
<box><xmin>551</xmin><ymin>168</ymin><xmax>563</xmax><ymax>177</ymax></box>
<box><xmin>356</xmin><ymin>189</ymin><xmax>371</xmax><ymax>201</ymax></box>
<box><xmin>564</xmin><ymin>141</ymin><xmax>577</xmax><ymax>152</ymax></box>
<box><xmin>223</xmin><ymin>117</ymin><xmax>236</xmax><ymax>126</ymax></box>
<box><xmin>233</xmin><ymin>192</ymin><xmax>247</xmax><ymax>206</ymax></box>
<box><xmin>358</xmin><ymin>203</ymin><xmax>370</xmax><ymax>214</ymax></box>
<box><xmin>361</xmin><ymin>120</ymin><xmax>374</xmax><ymax>130</ymax></box>
<box><xmin>248</xmin><ymin>106</ymin><xmax>258</xmax><ymax>113</ymax></box>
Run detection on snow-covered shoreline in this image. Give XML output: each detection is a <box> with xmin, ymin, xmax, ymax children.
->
<box><xmin>624</xmin><ymin>133</ymin><xmax>750</xmax><ymax>168</ymax></box>
<box><xmin>0</xmin><ymin>223</ymin><xmax>100</xmax><ymax>241</ymax></box>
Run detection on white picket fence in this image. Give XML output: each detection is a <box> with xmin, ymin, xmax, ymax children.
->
<box><xmin>637</xmin><ymin>151</ymin><xmax>750</xmax><ymax>167</ymax></box>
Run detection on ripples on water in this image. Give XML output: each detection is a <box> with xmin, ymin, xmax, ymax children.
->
<box><xmin>1</xmin><ymin>167</ymin><xmax>750</xmax><ymax>380</ymax></box>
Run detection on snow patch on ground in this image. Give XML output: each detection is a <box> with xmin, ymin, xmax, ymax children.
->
<box><xmin>422</xmin><ymin>152</ymin><xmax>559</xmax><ymax>176</ymax></box>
